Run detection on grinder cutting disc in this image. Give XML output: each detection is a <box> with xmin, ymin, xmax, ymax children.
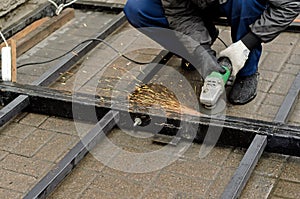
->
<box><xmin>199</xmin><ymin>98</ymin><xmax>227</xmax><ymax>115</ymax></box>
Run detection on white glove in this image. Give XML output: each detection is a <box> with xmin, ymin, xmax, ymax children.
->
<box><xmin>219</xmin><ymin>40</ymin><xmax>250</xmax><ymax>77</ymax></box>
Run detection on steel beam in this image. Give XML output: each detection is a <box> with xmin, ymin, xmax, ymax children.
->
<box><xmin>22</xmin><ymin>50</ymin><xmax>172</xmax><ymax>199</ymax></box>
<box><xmin>1</xmin><ymin>82</ymin><xmax>300</xmax><ymax>156</ymax></box>
<box><xmin>221</xmin><ymin>135</ymin><xmax>267</xmax><ymax>199</ymax></box>
<box><xmin>23</xmin><ymin>110</ymin><xmax>119</xmax><ymax>199</ymax></box>
<box><xmin>0</xmin><ymin>13</ymin><xmax>126</xmax><ymax>127</ymax></box>
<box><xmin>274</xmin><ymin>72</ymin><xmax>300</xmax><ymax>123</ymax></box>
<box><xmin>221</xmin><ymin>73</ymin><xmax>300</xmax><ymax>198</ymax></box>
<box><xmin>0</xmin><ymin>95</ymin><xmax>29</xmax><ymax>126</ymax></box>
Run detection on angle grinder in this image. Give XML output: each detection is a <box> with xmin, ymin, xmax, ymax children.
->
<box><xmin>200</xmin><ymin>57</ymin><xmax>232</xmax><ymax>114</ymax></box>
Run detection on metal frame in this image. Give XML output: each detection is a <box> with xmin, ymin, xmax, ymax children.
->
<box><xmin>23</xmin><ymin>110</ymin><xmax>119</xmax><ymax>199</ymax></box>
<box><xmin>0</xmin><ymin>12</ymin><xmax>126</xmax><ymax>127</ymax></box>
<box><xmin>21</xmin><ymin>50</ymin><xmax>172</xmax><ymax>199</ymax></box>
<box><xmin>0</xmin><ymin>1</ymin><xmax>299</xmax><ymax>198</ymax></box>
<box><xmin>221</xmin><ymin>71</ymin><xmax>300</xmax><ymax>198</ymax></box>
<box><xmin>1</xmin><ymin>82</ymin><xmax>300</xmax><ymax>156</ymax></box>
<box><xmin>221</xmin><ymin>135</ymin><xmax>267</xmax><ymax>199</ymax></box>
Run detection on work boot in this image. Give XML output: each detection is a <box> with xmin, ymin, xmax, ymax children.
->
<box><xmin>228</xmin><ymin>72</ymin><xmax>259</xmax><ymax>105</ymax></box>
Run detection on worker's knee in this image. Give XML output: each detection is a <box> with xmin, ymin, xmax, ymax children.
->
<box><xmin>123</xmin><ymin>0</ymin><xmax>168</xmax><ymax>28</ymax></box>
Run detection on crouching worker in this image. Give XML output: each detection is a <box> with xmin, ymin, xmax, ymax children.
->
<box><xmin>124</xmin><ymin>0</ymin><xmax>299</xmax><ymax>104</ymax></box>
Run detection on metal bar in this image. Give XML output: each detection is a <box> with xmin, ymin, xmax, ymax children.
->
<box><xmin>31</xmin><ymin>12</ymin><xmax>127</xmax><ymax>86</ymax></box>
<box><xmin>274</xmin><ymin>73</ymin><xmax>300</xmax><ymax>123</ymax></box>
<box><xmin>23</xmin><ymin>110</ymin><xmax>119</xmax><ymax>199</ymax></box>
<box><xmin>0</xmin><ymin>95</ymin><xmax>29</xmax><ymax>126</ymax></box>
<box><xmin>1</xmin><ymin>1</ymin><xmax>56</xmax><ymax>40</ymax></box>
<box><xmin>221</xmin><ymin>135</ymin><xmax>267</xmax><ymax>199</ymax></box>
<box><xmin>0</xmin><ymin>13</ymin><xmax>126</xmax><ymax>128</ymax></box>
<box><xmin>22</xmin><ymin>50</ymin><xmax>172</xmax><ymax>199</ymax></box>
<box><xmin>220</xmin><ymin>73</ymin><xmax>300</xmax><ymax>198</ymax></box>
<box><xmin>1</xmin><ymin>83</ymin><xmax>300</xmax><ymax>156</ymax></box>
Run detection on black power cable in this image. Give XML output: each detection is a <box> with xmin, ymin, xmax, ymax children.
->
<box><xmin>17</xmin><ymin>37</ymin><xmax>229</xmax><ymax>69</ymax></box>
<box><xmin>17</xmin><ymin>38</ymin><xmax>152</xmax><ymax>68</ymax></box>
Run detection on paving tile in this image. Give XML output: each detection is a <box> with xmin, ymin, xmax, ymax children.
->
<box><xmin>0</xmin><ymin>122</ymin><xmax>36</xmax><ymax>139</ymax></box>
<box><xmin>0</xmin><ymin>169</ymin><xmax>36</xmax><ymax>193</ymax></box>
<box><xmin>0</xmin><ymin>150</ymin><xmax>9</xmax><ymax>161</ymax></box>
<box><xmin>260</xmin><ymin>52</ymin><xmax>289</xmax><ymax>72</ymax></box>
<box><xmin>155</xmin><ymin>171</ymin><xmax>211</xmax><ymax>197</ymax></box>
<box><xmin>164</xmin><ymin>159</ymin><xmax>221</xmax><ymax>181</ymax></box>
<box><xmin>223</xmin><ymin>148</ymin><xmax>245</xmax><ymax>168</ymax></box>
<box><xmin>0</xmin><ymin>135</ymin><xmax>22</xmax><ymax>152</ymax></box>
<box><xmin>271</xmin><ymin>32</ymin><xmax>299</xmax><ymax>44</ymax></box>
<box><xmin>77</xmin><ymin>153</ymin><xmax>105</xmax><ymax>172</ymax></box>
<box><xmin>0</xmin><ymin>188</ymin><xmax>22</xmax><ymax>199</ymax></box>
<box><xmin>263</xmin><ymin>42</ymin><xmax>294</xmax><ymax>53</ymax></box>
<box><xmin>34</xmin><ymin>133</ymin><xmax>78</xmax><ymax>162</ymax></box>
<box><xmin>89</xmin><ymin>173</ymin><xmax>146</xmax><ymax>198</ymax></box>
<box><xmin>17</xmin><ymin>74</ymin><xmax>40</xmax><ymax>85</ymax></box>
<box><xmin>257</xmin><ymin>79</ymin><xmax>273</xmax><ymax>93</ymax></box>
<box><xmin>205</xmin><ymin>167</ymin><xmax>236</xmax><ymax>199</ymax></box>
<box><xmin>142</xmin><ymin>186</ymin><xmax>176</xmax><ymax>199</ymax></box>
<box><xmin>240</xmin><ymin>174</ymin><xmax>276</xmax><ymax>199</ymax></box>
<box><xmin>0</xmin><ymin>154</ymin><xmax>53</xmax><ymax>178</ymax></box>
<box><xmin>254</xmin><ymin>156</ymin><xmax>285</xmax><ymax>178</ymax></box>
<box><xmin>269</xmin><ymin>73</ymin><xmax>296</xmax><ymax>95</ymax></box>
<box><xmin>48</xmin><ymin>166</ymin><xmax>97</xmax><ymax>199</ymax></box>
<box><xmin>280</xmin><ymin>157</ymin><xmax>300</xmax><ymax>183</ymax></box>
<box><xmin>80</xmin><ymin>187</ymin><xmax>120</xmax><ymax>199</ymax></box>
<box><xmin>40</xmin><ymin>117</ymin><xmax>94</xmax><ymax>136</ymax></box>
<box><xmin>19</xmin><ymin>113</ymin><xmax>49</xmax><ymax>127</ymax></box>
<box><xmin>256</xmin><ymin>104</ymin><xmax>279</xmax><ymax>120</ymax></box>
<box><xmin>289</xmin><ymin>108</ymin><xmax>300</xmax><ymax>125</ymax></box>
<box><xmin>12</xmin><ymin>129</ymin><xmax>54</xmax><ymax>157</ymax></box>
<box><xmin>258</xmin><ymin>70</ymin><xmax>279</xmax><ymax>83</ymax></box>
<box><xmin>273</xmin><ymin>180</ymin><xmax>300</xmax><ymax>199</ymax></box>
<box><xmin>126</xmin><ymin>171</ymin><xmax>160</xmax><ymax>185</ymax></box>
<box><xmin>178</xmin><ymin>144</ymin><xmax>233</xmax><ymax>166</ymax></box>
<box><xmin>262</xmin><ymin>93</ymin><xmax>285</xmax><ymax>107</ymax></box>
<box><xmin>287</xmin><ymin>54</ymin><xmax>300</xmax><ymax>65</ymax></box>
<box><xmin>281</xmin><ymin>63</ymin><xmax>300</xmax><ymax>75</ymax></box>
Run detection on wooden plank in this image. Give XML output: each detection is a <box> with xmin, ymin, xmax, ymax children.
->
<box><xmin>0</xmin><ymin>8</ymin><xmax>75</xmax><ymax>57</ymax></box>
<box><xmin>10</xmin><ymin>39</ymin><xmax>17</xmax><ymax>82</ymax></box>
<box><xmin>17</xmin><ymin>8</ymin><xmax>75</xmax><ymax>57</ymax></box>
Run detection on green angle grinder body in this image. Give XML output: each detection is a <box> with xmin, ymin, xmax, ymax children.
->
<box><xmin>199</xmin><ymin>58</ymin><xmax>232</xmax><ymax>114</ymax></box>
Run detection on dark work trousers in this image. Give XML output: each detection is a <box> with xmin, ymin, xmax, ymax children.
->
<box><xmin>124</xmin><ymin>0</ymin><xmax>267</xmax><ymax>76</ymax></box>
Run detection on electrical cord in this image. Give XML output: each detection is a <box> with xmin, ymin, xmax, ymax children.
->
<box><xmin>217</xmin><ymin>36</ymin><xmax>228</xmax><ymax>48</ymax></box>
<box><xmin>17</xmin><ymin>37</ymin><xmax>228</xmax><ymax>69</ymax></box>
<box><xmin>17</xmin><ymin>38</ymin><xmax>152</xmax><ymax>68</ymax></box>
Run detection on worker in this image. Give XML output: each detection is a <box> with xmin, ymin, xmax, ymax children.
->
<box><xmin>123</xmin><ymin>0</ymin><xmax>300</xmax><ymax>105</ymax></box>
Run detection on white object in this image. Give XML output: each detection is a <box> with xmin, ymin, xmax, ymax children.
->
<box><xmin>219</xmin><ymin>40</ymin><xmax>250</xmax><ymax>77</ymax></box>
<box><xmin>48</xmin><ymin>0</ymin><xmax>78</xmax><ymax>15</ymax></box>
<box><xmin>200</xmin><ymin>76</ymin><xmax>225</xmax><ymax>108</ymax></box>
<box><xmin>2</xmin><ymin>47</ymin><xmax>12</xmax><ymax>81</ymax></box>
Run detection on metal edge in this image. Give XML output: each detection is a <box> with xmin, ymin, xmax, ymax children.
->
<box><xmin>23</xmin><ymin>110</ymin><xmax>119</xmax><ymax>199</ymax></box>
<box><xmin>220</xmin><ymin>135</ymin><xmax>267</xmax><ymax>199</ymax></box>
<box><xmin>31</xmin><ymin>12</ymin><xmax>127</xmax><ymax>86</ymax></box>
<box><xmin>0</xmin><ymin>12</ymin><xmax>126</xmax><ymax>127</ymax></box>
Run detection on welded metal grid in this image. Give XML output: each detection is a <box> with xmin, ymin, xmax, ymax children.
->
<box><xmin>0</xmin><ymin>1</ymin><xmax>299</xmax><ymax>199</ymax></box>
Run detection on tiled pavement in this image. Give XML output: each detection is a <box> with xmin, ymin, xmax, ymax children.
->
<box><xmin>0</xmin><ymin>4</ymin><xmax>299</xmax><ymax>199</ymax></box>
